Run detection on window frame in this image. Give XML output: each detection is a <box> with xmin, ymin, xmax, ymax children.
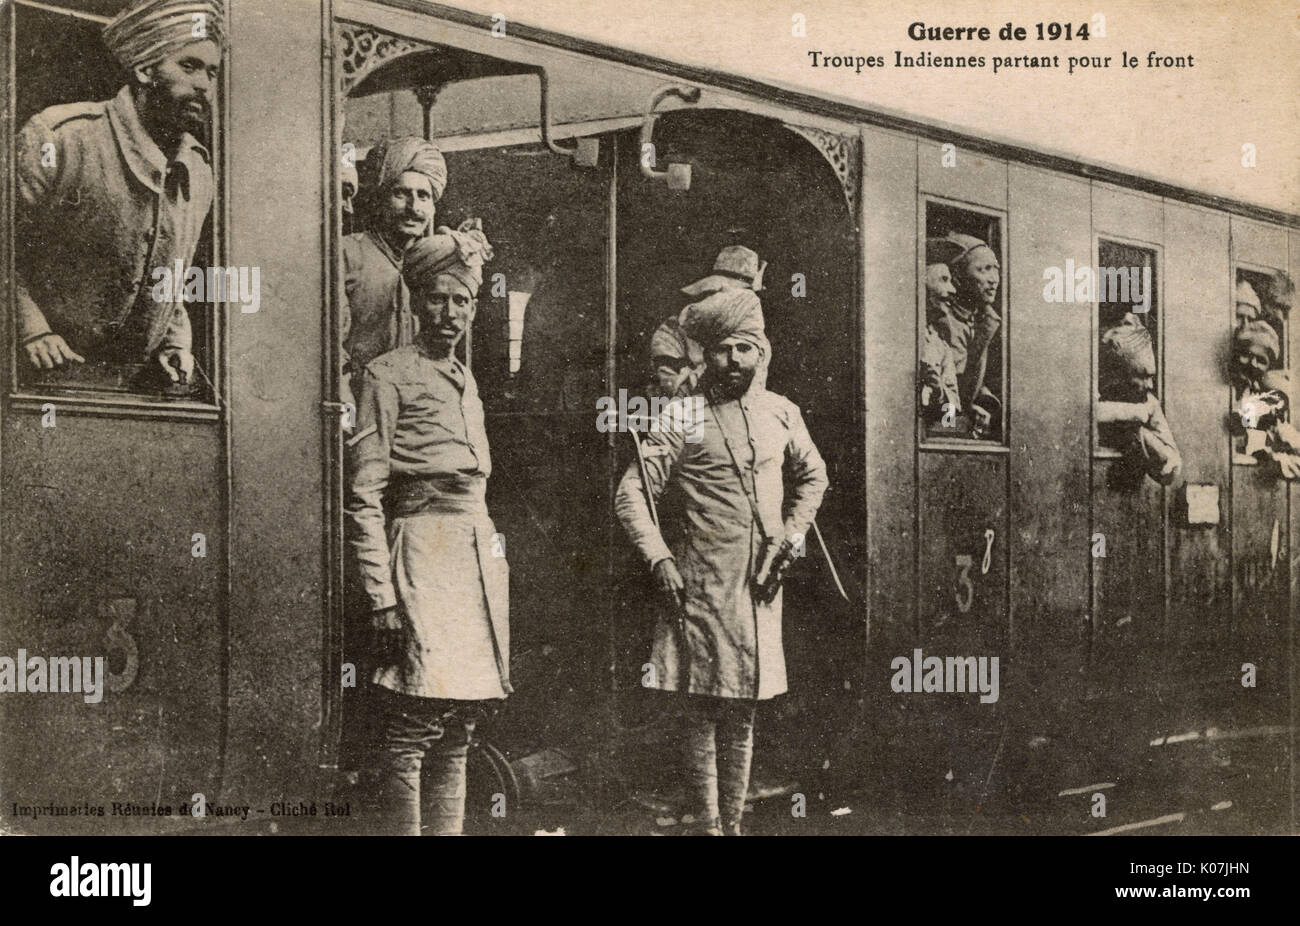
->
<box><xmin>3</xmin><ymin>0</ymin><xmax>226</xmax><ymax>422</ymax></box>
<box><xmin>917</xmin><ymin>193</ymin><xmax>1010</xmax><ymax>453</ymax></box>
<box><xmin>1091</xmin><ymin>233</ymin><xmax>1164</xmax><ymax>459</ymax></box>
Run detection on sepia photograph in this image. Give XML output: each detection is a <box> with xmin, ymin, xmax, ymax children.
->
<box><xmin>0</xmin><ymin>0</ymin><xmax>1294</xmax><ymax>872</ymax></box>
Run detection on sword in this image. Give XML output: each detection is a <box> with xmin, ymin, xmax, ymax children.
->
<box><xmin>628</xmin><ymin>428</ymin><xmax>659</xmax><ymax>531</ymax></box>
<box><xmin>811</xmin><ymin>519</ymin><xmax>850</xmax><ymax>603</ymax></box>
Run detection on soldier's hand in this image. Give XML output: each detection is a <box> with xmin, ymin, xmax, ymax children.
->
<box><xmin>340</xmin><ymin>372</ymin><xmax>357</xmax><ymax>433</ymax></box>
<box><xmin>370</xmin><ymin>606</ymin><xmax>404</xmax><ymax>662</ymax></box>
<box><xmin>653</xmin><ymin>559</ymin><xmax>685</xmax><ymax>612</ymax></box>
<box><xmin>156</xmin><ymin>348</ymin><xmax>195</xmax><ymax>385</ymax></box>
<box><xmin>24</xmin><ymin>334</ymin><xmax>84</xmax><ymax>370</ymax></box>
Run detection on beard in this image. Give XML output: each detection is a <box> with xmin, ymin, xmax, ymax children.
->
<box><xmin>142</xmin><ymin>83</ymin><xmax>209</xmax><ymax>142</ymax></box>
<box><xmin>704</xmin><ymin>364</ymin><xmax>756</xmax><ymax>401</ymax></box>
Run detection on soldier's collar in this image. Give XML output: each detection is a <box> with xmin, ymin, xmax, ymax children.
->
<box><xmin>107</xmin><ymin>85</ymin><xmax>210</xmax><ymax>197</ymax></box>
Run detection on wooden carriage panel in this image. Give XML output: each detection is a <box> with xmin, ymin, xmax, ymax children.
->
<box><xmin>1164</xmin><ymin>204</ymin><xmax>1231</xmax><ymax>651</ymax></box>
<box><xmin>1090</xmin><ymin>461</ymin><xmax>1165</xmax><ymax>682</ymax></box>
<box><xmin>861</xmin><ymin>126</ymin><xmax>918</xmax><ymax>655</ymax></box>
<box><xmin>222</xmin><ymin>0</ymin><xmax>328</xmax><ymax>806</ymax></box>
<box><xmin>918</xmin><ymin>142</ymin><xmax>1007</xmax><ymax>211</ymax></box>
<box><xmin>0</xmin><ymin>416</ymin><xmax>224</xmax><ymax>823</ymax></box>
<box><xmin>1007</xmin><ymin>166</ymin><xmax>1091</xmax><ymax>684</ymax></box>
<box><xmin>1092</xmin><ymin>183</ymin><xmax>1163</xmax><ymax>245</ymax></box>
<box><xmin>917</xmin><ymin>453</ymin><xmax>1008</xmax><ymax>656</ymax></box>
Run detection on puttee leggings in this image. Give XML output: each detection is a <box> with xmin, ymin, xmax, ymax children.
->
<box><xmin>679</xmin><ymin>694</ymin><xmax>757</xmax><ymax>828</ymax></box>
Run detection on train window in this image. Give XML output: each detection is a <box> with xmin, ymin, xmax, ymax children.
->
<box><xmin>7</xmin><ymin>0</ymin><xmax>223</xmax><ymax>404</ymax></box>
<box><xmin>919</xmin><ymin>200</ymin><xmax>1007</xmax><ymax>444</ymax></box>
<box><xmin>1231</xmin><ymin>265</ymin><xmax>1292</xmax><ymax>464</ymax></box>
<box><xmin>1095</xmin><ymin>240</ymin><xmax>1161</xmax><ymax>455</ymax></box>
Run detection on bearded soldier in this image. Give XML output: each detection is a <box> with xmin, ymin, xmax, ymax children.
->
<box><xmin>345</xmin><ymin>220</ymin><xmax>507</xmax><ymax>836</ymax></box>
<box><xmin>341</xmin><ymin>136</ymin><xmax>449</xmax><ymax>375</ymax></box>
<box><xmin>646</xmin><ymin>245</ymin><xmax>767</xmax><ymax>400</ymax></box>
<box><xmin>14</xmin><ymin>0</ymin><xmax>224</xmax><ymax>386</ymax></box>
<box><xmin>615</xmin><ymin>288</ymin><xmax>828</xmax><ymax>836</ymax></box>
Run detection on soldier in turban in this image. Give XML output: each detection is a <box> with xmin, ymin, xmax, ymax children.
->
<box><xmin>1230</xmin><ymin>322</ymin><xmax>1298</xmax><ymax>477</ymax></box>
<box><xmin>346</xmin><ymin>220</ymin><xmax>504</xmax><ymax>835</ymax></box>
<box><xmin>1097</xmin><ymin>313</ymin><xmax>1182</xmax><ymax>486</ymax></box>
<box><xmin>340</xmin><ymin>136</ymin><xmax>451</xmax><ymax>407</ymax></box>
<box><xmin>1236</xmin><ymin>279</ymin><xmax>1262</xmax><ymax>324</ymax></box>
<box><xmin>932</xmin><ymin>233</ymin><xmax>1003</xmax><ymax>439</ymax></box>
<box><xmin>616</xmin><ymin>287</ymin><xmax>828</xmax><ymax>835</ymax></box>
<box><xmin>644</xmin><ymin>246</ymin><xmax>766</xmax><ymax>401</ymax></box>
<box><xmin>920</xmin><ymin>238</ymin><xmax>964</xmax><ymax>428</ymax></box>
<box><xmin>1231</xmin><ymin>319</ymin><xmax>1280</xmax><ymax>395</ymax></box>
<box><xmin>14</xmin><ymin>0</ymin><xmax>224</xmax><ymax>385</ymax></box>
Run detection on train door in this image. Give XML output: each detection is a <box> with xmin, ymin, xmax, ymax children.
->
<box><xmin>1228</xmin><ymin>222</ymin><xmax>1291</xmax><ymax>686</ymax></box>
<box><xmin>913</xmin><ymin>153</ymin><xmax>1012</xmax><ymax>799</ymax></box>
<box><xmin>611</xmin><ymin>108</ymin><xmax>865</xmax><ymax>795</ymax></box>
<box><xmin>1087</xmin><ymin>188</ymin><xmax>1169</xmax><ymax>697</ymax></box>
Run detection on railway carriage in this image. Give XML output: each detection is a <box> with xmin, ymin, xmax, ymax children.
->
<box><xmin>0</xmin><ymin>0</ymin><xmax>1294</xmax><ymax>833</ymax></box>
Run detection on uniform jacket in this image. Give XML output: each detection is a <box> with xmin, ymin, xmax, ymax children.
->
<box><xmin>615</xmin><ymin>383</ymin><xmax>828</xmax><ymax>700</ymax></box>
<box><xmin>15</xmin><ymin>85</ymin><xmax>212</xmax><ymax>360</ymax></box>
<box><xmin>345</xmin><ymin>345</ymin><xmax>510</xmax><ymax>695</ymax></box>
<box><xmin>341</xmin><ymin>230</ymin><xmax>414</xmax><ymax>373</ymax></box>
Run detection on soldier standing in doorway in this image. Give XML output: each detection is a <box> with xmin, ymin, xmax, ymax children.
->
<box><xmin>345</xmin><ymin>221</ymin><xmax>508</xmax><ymax>835</ymax></box>
<box><xmin>615</xmin><ymin>288</ymin><xmax>828</xmax><ymax>835</ymax></box>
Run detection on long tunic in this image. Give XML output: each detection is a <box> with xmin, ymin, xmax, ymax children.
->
<box><xmin>614</xmin><ymin>384</ymin><xmax>828</xmax><ymax>700</ymax></box>
<box><xmin>15</xmin><ymin>85</ymin><xmax>213</xmax><ymax>360</ymax></box>
<box><xmin>345</xmin><ymin>345</ymin><xmax>510</xmax><ymax>699</ymax></box>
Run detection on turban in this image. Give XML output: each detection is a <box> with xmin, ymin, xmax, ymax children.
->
<box><xmin>944</xmin><ymin>232</ymin><xmax>993</xmax><ymax>267</ymax></box>
<box><xmin>1101</xmin><ymin>313</ymin><xmax>1156</xmax><ymax>380</ymax></box>
<box><xmin>403</xmin><ymin>219</ymin><xmax>493</xmax><ymax>295</ymax></box>
<box><xmin>1235</xmin><ymin>280</ymin><xmax>1261</xmax><ymax>321</ymax></box>
<box><xmin>102</xmin><ymin>0</ymin><xmax>225</xmax><ymax>71</ymax></box>
<box><xmin>356</xmin><ymin>136</ymin><xmax>448</xmax><ymax>227</ymax></box>
<box><xmin>926</xmin><ymin>237</ymin><xmax>965</xmax><ymax>267</ymax></box>
<box><xmin>1234</xmin><ymin>320</ymin><xmax>1280</xmax><ymax>363</ymax></box>
<box><xmin>679</xmin><ymin>288</ymin><xmax>767</xmax><ymax>351</ymax></box>
<box><xmin>650</xmin><ymin>318</ymin><xmax>695</xmax><ymax>364</ymax></box>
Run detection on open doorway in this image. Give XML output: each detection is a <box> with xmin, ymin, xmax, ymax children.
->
<box><xmin>612</xmin><ymin>109</ymin><xmax>865</xmax><ymax>804</ymax></box>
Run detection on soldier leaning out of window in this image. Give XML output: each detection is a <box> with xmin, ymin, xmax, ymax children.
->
<box><xmin>930</xmin><ymin>233</ymin><xmax>1002</xmax><ymax>440</ymax></box>
<box><xmin>1230</xmin><ymin>321</ymin><xmax>1299</xmax><ymax>479</ymax></box>
<box><xmin>920</xmin><ymin>237</ymin><xmax>964</xmax><ymax>428</ymax></box>
<box><xmin>1097</xmin><ymin>313</ymin><xmax>1182</xmax><ymax>487</ymax></box>
<box><xmin>15</xmin><ymin>0</ymin><xmax>224</xmax><ymax>387</ymax></box>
